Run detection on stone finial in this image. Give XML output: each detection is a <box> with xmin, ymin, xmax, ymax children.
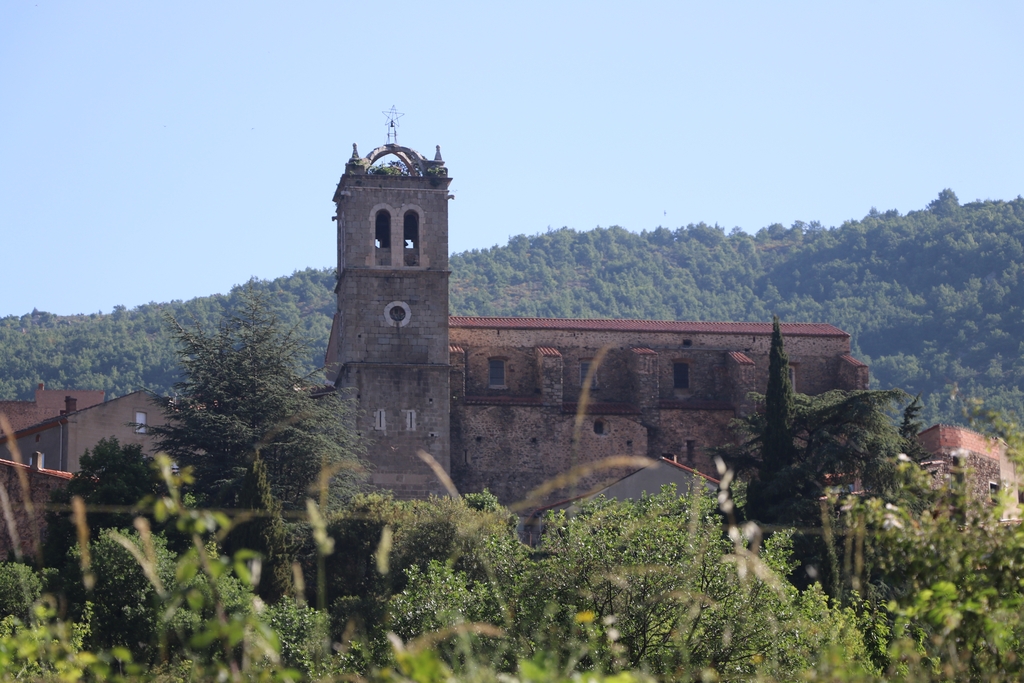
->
<box><xmin>351</xmin><ymin>143</ymin><xmax>360</xmax><ymax>160</ymax></box>
<box><xmin>434</xmin><ymin>145</ymin><xmax>443</xmax><ymax>161</ymax></box>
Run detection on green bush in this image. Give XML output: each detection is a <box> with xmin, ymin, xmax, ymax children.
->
<box><xmin>0</xmin><ymin>562</ymin><xmax>43</xmax><ymax>622</ymax></box>
<box><xmin>263</xmin><ymin>598</ymin><xmax>331</xmax><ymax>677</ymax></box>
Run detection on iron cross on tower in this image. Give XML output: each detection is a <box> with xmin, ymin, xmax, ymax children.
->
<box><xmin>383</xmin><ymin>106</ymin><xmax>404</xmax><ymax>144</ymax></box>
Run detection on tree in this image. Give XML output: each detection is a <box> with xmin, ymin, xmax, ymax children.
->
<box><xmin>150</xmin><ymin>287</ymin><xmax>364</xmax><ymax>509</ymax></box>
<box><xmin>728</xmin><ymin>388</ymin><xmax>909</xmax><ymax>530</ymax></box>
<box><xmin>762</xmin><ymin>315</ymin><xmax>795</xmax><ymax>474</ymax></box>
<box><xmin>43</xmin><ymin>437</ymin><xmax>161</xmax><ymax>569</ymax></box>
<box><xmin>722</xmin><ymin>317</ymin><xmax>910</xmax><ymax>530</ymax></box>
<box><xmin>0</xmin><ymin>562</ymin><xmax>43</xmax><ymax>622</ymax></box>
<box><xmin>898</xmin><ymin>393</ymin><xmax>932</xmax><ymax>464</ymax></box>
<box><xmin>224</xmin><ymin>452</ymin><xmax>293</xmax><ymax>603</ymax></box>
<box><xmin>522</xmin><ymin>486</ymin><xmax>876</xmax><ymax>679</ymax></box>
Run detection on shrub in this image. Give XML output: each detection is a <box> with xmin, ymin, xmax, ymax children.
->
<box><xmin>0</xmin><ymin>562</ymin><xmax>43</xmax><ymax>622</ymax></box>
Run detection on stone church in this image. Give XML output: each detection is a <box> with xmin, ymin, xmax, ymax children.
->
<box><xmin>325</xmin><ymin>142</ymin><xmax>869</xmax><ymax>506</ymax></box>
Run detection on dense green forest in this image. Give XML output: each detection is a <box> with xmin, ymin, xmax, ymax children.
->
<box><xmin>2</xmin><ymin>190</ymin><xmax>1022</xmax><ymax>425</ymax></box>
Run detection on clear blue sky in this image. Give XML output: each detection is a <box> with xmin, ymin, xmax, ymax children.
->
<box><xmin>2</xmin><ymin>2</ymin><xmax>1022</xmax><ymax>317</ymax></box>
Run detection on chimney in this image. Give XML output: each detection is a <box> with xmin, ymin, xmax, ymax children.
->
<box><xmin>38</xmin><ymin>382</ymin><xmax>44</xmax><ymax>390</ymax></box>
<box><xmin>65</xmin><ymin>395</ymin><xmax>77</xmax><ymax>414</ymax></box>
<box><xmin>31</xmin><ymin>451</ymin><xmax>42</xmax><ymax>470</ymax></box>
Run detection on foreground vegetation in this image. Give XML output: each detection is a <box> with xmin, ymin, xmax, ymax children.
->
<box><xmin>2</xmin><ymin>295</ymin><xmax>1023</xmax><ymax>680</ymax></box>
<box><xmin>2</xmin><ymin>429</ymin><xmax>1023</xmax><ymax>681</ymax></box>
<box><xmin>2</xmin><ymin>190</ymin><xmax>1022</xmax><ymax>425</ymax></box>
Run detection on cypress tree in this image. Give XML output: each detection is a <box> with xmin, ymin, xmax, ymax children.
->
<box><xmin>899</xmin><ymin>393</ymin><xmax>931</xmax><ymax>463</ymax></box>
<box><xmin>763</xmin><ymin>315</ymin><xmax>795</xmax><ymax>472</ymax></box>
<box><xmin>228</xmin><ymin>451</ymin><xmax>293</xmax><ymax>602</ymax></box>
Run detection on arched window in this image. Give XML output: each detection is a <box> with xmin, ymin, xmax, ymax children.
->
<box><xmin>374</xmin><ymin>210</ymin><xmax>391</xmax><ymax>266</ymax></box>
<box><xmin>403</xmin><ymin>211</ymin><xmax>419</xmax><ymax>266</ymax></box>
<box><xmin>375</xmin><ymin>211</ymin><xmax>391</xmax><ymax>248</ymax></box>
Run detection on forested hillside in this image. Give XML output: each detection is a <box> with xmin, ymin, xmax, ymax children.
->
<box><xmin>2</xmin><ymin>190</ymin><xmax>1022</xmax><ymax>426</ymax></box>
<box><xmin>0</xmin><ymin>269</ymin><xmax>337</xmax><ymax>403</ymax></box>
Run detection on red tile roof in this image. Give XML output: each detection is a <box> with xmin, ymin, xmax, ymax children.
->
<box><xmin>727</xmin><ymin>351</ymin><xmax>755</xmax><ymax>365</ymax></box>
<box><xmin>449</xmin><ymin>316</ymin><xmax>848</xmax><ymax>337</ymax></box>
<box><xmin>0</xmin><ymin>458</ymin><xmax>73</xmax><ymax>480</ymax></box>
<box><xmin>840</xmin><ymin>354</ymin><xmax>867</xmax><ymax>368</ymax></box>
<box><xmin>631</xmin><ymin>347</ymin><xmax>658</xmax><ymax>355</ymax></box>
<box><xmin>660</xmin><ymin>457</ymin><xmax>720</xmax><ymax>484</ymax></box>
<box><xmin>536</xmin><ymin>346</ymin><xmax>561</xmax><ymax>357</ymax></box>
<box><xmin>0</xmin><ymin>402</ymin><xmax>46</xmax><ymax>432</ymax></box>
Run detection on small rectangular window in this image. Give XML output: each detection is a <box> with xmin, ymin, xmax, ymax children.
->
<box><xmin>788</xmin><ymin>366</ymin><xmax>797</xmax><ymax>391</ymax></box>
<box><xmin>686</xmin><ymin>440</ymin><xmax>696</xmax><ymax>460</ymax></box>
<box><xmin>580</xmin><ymin>360</ymin><xmax>596</xmax><ymax>388</ymax></box>
<box><xmin>404</xmin><ymin>409</ymin><xmax>416</xmax><ymax>431</ymax></box>
<box><xmin>488</xmin><ymin>359</ymin><xmax>506</xmax><ymax>388</ymax></box>
<box><xmin>374</xmin><ymin>409</ymin><xmax>387</xmax><ymax>431</ymax></box>
<box><xmin>673</xmin><ymin>363</ymin><xmax>690</xmax><ymax>389</ymax></box>
<box><xmin>134</xmin><ymin>411</ymin><xmax>148</xmax><ymax>434</ymax></box>
<box><xmin>990</xmin><ymin>482</ymin><xmax>1000</xmax><ymax>500</ymax></box>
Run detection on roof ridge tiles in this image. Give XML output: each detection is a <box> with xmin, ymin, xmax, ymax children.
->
<box><xmin>727</xmin><ymin>351</ymin><xmax>755</xmax><ymax>365</ymax></box>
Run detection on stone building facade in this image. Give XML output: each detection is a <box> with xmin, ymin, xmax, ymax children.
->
<box><xmin>918</xmin><ymin>423</ymin><xmax>1018</xmax><ymax>516</ymax></box>
<box><xmin>0</xmin><ymin>458</ymin><xmax>71</xmax><ymax>560</ymax></box>
<box><xmin>326</xmin><ymin>143</ymin><xmax>870</xmax><ymax>506</ymax></box>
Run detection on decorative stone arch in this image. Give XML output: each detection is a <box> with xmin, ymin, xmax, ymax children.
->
<box><xmin>365</xmin><ymin>144</ymin><xmax>430</xmax><ymax>176</ymax></box>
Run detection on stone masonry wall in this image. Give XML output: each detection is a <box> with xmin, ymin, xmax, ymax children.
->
<box><xmin>345</xmin><ymin>364</ymin><xmax>450</xmax><ymax>499</ymax></box>
<box><xmin>448</xmin><ymin>326</ymin><xmax>863</xmax><ymax>505</ymax></box>
<box><xmin>450</xmin><ymin>404</ymin><xmax>648</xmax><ymax>505</ymax></box>
<box><xmin>449</xmin><ymin>327</ymin><xmax>852</xmax><ymax>406</ymax></box>
<box><xmin>0</xmin><ymin>460</ymin><xmax>71</xmax><ymax>560</ymax></box>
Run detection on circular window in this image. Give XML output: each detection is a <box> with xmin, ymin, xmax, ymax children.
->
<box><xmin>383</xmin><ymin>301</ymin><xmax>411</xmax><ymax>327</ymax></box>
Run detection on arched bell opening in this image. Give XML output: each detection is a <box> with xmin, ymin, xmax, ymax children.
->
<box><xmin>374</xmin><ymin>211</ymin><xmax>391</xmax><ymax>266</ymax></box>
<box><xmin>403</xmin><ymin>211</ymin><xmax>420</xmax><ymax>266</ymax></box>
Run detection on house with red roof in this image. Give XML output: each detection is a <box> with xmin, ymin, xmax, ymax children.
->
<box><xmin>0</xmin><ymin>390</ymin><xmax>165</xmax><ymax>473</ymax></box>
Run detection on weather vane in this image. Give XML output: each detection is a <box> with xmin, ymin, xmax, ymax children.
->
<box><xmin>382</xmin><ymin>106</ymin><xmax>404</xmax><ymax>144</ymax></box>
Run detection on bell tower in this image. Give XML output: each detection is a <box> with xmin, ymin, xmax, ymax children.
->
<box><xmin>329</xmin><ymin>142</ymin><xmax>452</xmax><ymax>498</ymax></box>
